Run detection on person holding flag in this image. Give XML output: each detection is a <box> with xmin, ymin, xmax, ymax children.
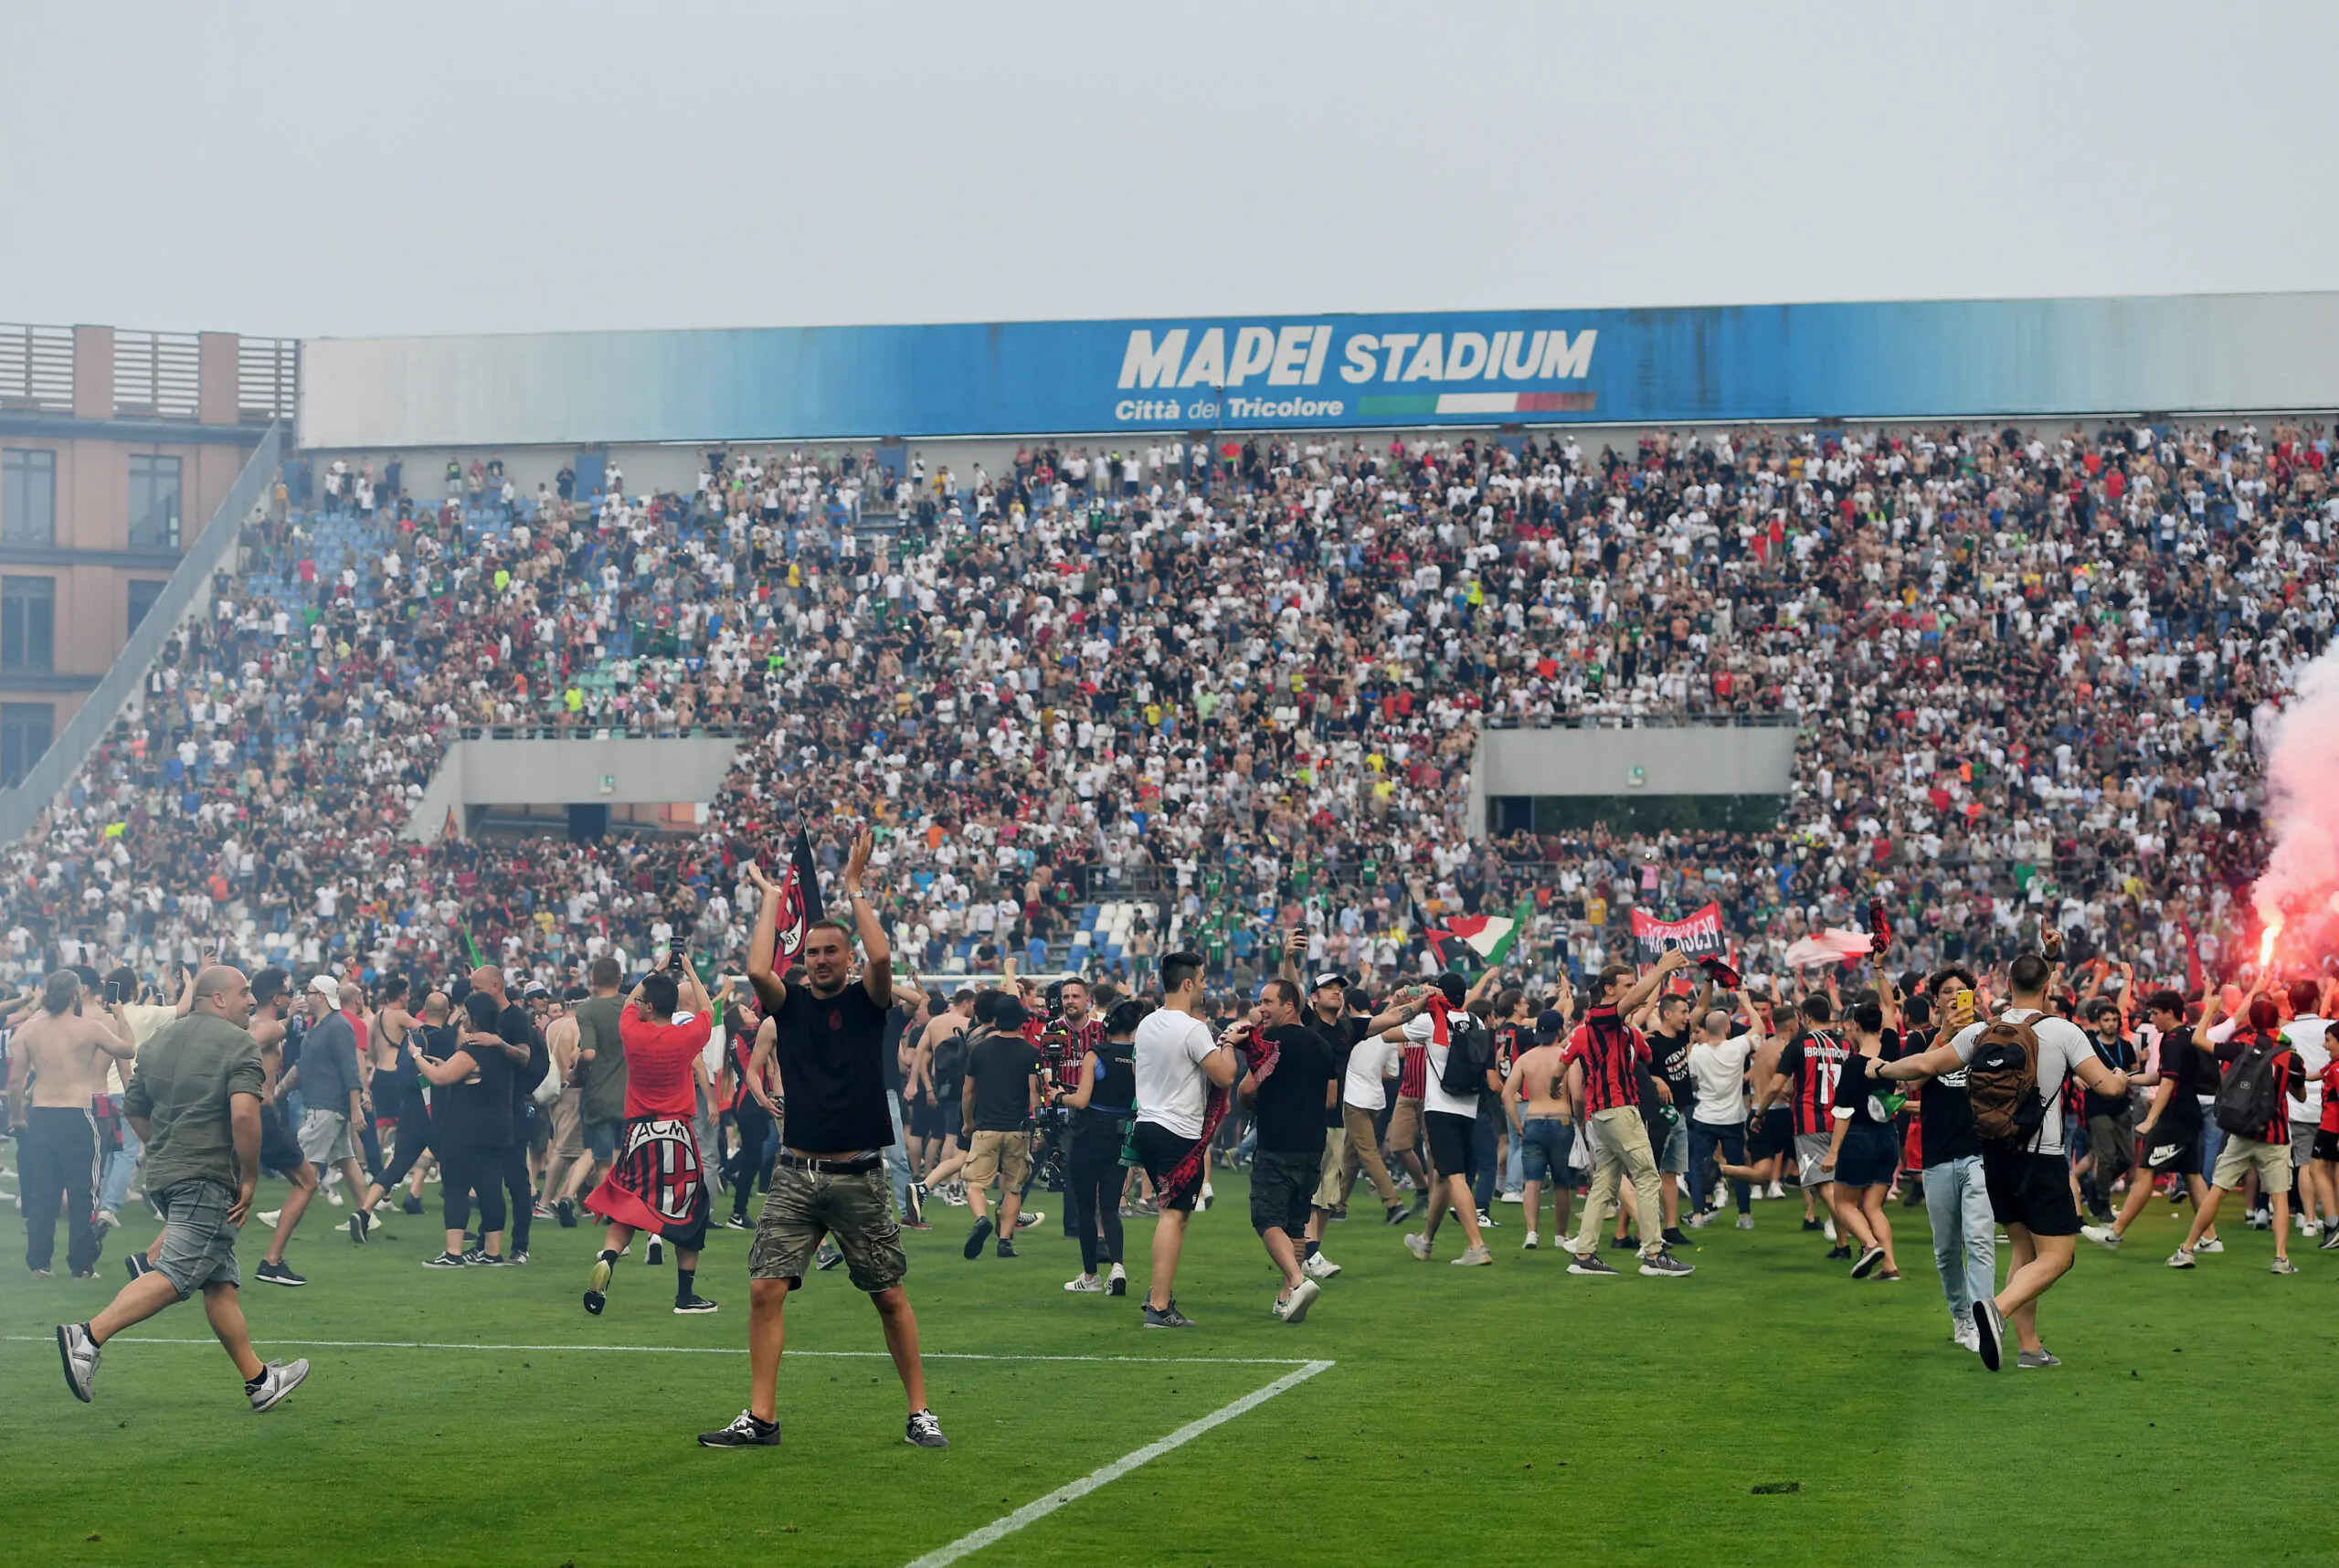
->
<box><xmin>700</xmin><ymin>827</ymin><xmax>947</xmax><ymax>1450</ymax></box>
<box><xmin>581</xmin><ymin>952</ymin><xmax>720</xmax><ymax>1318</ymax></box>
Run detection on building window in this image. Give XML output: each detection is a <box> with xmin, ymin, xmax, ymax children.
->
<box><xmin>128</xmin><ymin>453</ymin><xmax>183</xmax><ymax>550</ymax></box>
<box><xmin>1</xmin><ymin>450</ymin><xmax>56</xmax><ymax>546</ymax></box>
<box><xmin>1</xmin><ymin>576</ymin><xmax>55</xmax><ymax>673</ymax></box>
<box><xmin>128</xmin><ymin>577</ymin><xmax>166</xmax><ymax>634</ymax></box>
<box><xmin>0</xmin><ymin>703</ymin><xmax>50</xmax><ymax>787</ymax></box>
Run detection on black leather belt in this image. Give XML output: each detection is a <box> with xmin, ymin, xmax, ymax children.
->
<box><xmin>780</xmin><ymin>1152</ymin><xmax>882</xmax><ymax>1175</ymax></box>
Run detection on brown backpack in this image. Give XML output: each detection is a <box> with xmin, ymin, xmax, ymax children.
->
<box><xmin>1964</xmin><ymin>1013</ymin><xmax>2047</xmax><ymax>1146</ymax></box>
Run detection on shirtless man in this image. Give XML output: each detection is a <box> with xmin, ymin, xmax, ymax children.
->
<box><xmin>357</xmin><ymin>977</ymin><xmax>437</xmax><ymax>1218</ymax></box>
<box><xmin>8</xmin><ymin>971</ymin><xmax>136</xmax><ymax>1277</ymax></box>
<box><xmin>1502</xmin><ymin>980</ymin><xmax>1578</xmax><ymax>1251</ymax></box>
<box><xmin>538</xmin><ymin>991</ymin><xmax>584</xmax><ymax>1215</ymax></box>
<box><xmin>907</xmin><ymin>991</ymin><xmax>975</xmax><ymax>1181</ymax></box>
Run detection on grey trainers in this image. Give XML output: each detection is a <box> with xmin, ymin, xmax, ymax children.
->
<box><xmin>2015</xmin><ymin>1349</ymin><xmax>2062</xmax><ymax>1370</ymax></box>
<box><xmin>1142</xmin><ymin>1300</ymin><xmax>1197</xmax><ymax>1329</ymax></box>
<box><xmin>1638</xmin><ymin>1249</ymin><xmax>1695</xmax><ymax>1277</ymax></box>
<box><xmin>905</xmin><ymin>1408</ymin><xmax>949</xmax><ymax>1447</ymax></box>
<box><xmin>2271</xmin><ymin>1256</ymin><xmax>2302</xmax><ymax>1276</ymax></box>
<box><xmin>57</xmin><ymin>1322</ymin><xmax>99</xmax><ymax>1403</ymax></box>
<box><xmin>249</xmin><ymin>1358</ymin><xmax>310</xmax><ymax>1413</ymax></box>
<box><xmin>1403</xmin><ymin>1233</ymin><xmax>1433</xmax><ymax>1262</ymax></box>
<box><xmin>1566</xmin><ymin>1251</ymin><xmax>1621</xmax><ymax>1277</ymax></box>
<box><xmin>1450</xmin><ymin>1245</ymin><xmax>1493</xmax><ymax>1267</ymax></box>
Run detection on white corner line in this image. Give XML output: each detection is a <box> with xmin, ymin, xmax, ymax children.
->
<box><xmin>900</xmin><ymin>1357</ymin><xmax>1336</xmax><ymax>1568</ymax></box>
<box><xmin>5</xmin><ymin>1334</ymin><xmax>1314</xmax><ymax>1367</ymax></box>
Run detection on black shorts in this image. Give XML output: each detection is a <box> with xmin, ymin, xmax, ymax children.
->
<box><xmin>1249</xmin><ymin>1150</ymin><xmax>1315</xmax><ymax>1237</ymax></box>
<box><xmin>258</xmin><ymin>1103</ymin><xmax>306</xmax><ymax>1177</ymax></box>
<box><xmin>2315</xmin><ymin>1128</ymin><xmax>2339</xmax><ymax>1164</ymax></box>
<box><xmin>1835</xmin><ymin>1121</ymin><xmax>1899</xmax><ymax>1189</ymax></box>
<box><xmin>1131</xmin><ymin>1120</ymin><xmax>1203</xmax><ymax>1211</ymax></box>
<box><xmin>1982</xmin><ymin>1145</ymin><xmax>2080</xmax><ymax>1237</ymax></box>
<box><xmin>1747</xmin><ymin>1107</ymin><xmax>1794</xmax><ymax>1161</ymax></box>
<box><xmin>908</xmin><ymin>1097</ymin><xmax>943</xmax><ymax>1140</ymax></box>
<box><xmin>2141</xmin><ymin>1118</ymin><xmax>2204</xmax><ymax>1178</ymax></box>
<box><xmin>1424</xmin><ymin>1109</ymin><xmax>1475</xmax><ymax>1181</ymax></box>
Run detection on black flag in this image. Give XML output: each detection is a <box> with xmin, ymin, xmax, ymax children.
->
<box><xmin>771</xmin><ymin>828</ymin><xmax>824</xmax><ymax>979</ymax></box>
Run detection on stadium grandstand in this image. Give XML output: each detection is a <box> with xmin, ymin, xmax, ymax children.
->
<box><xmin>0</xmin><ymin>299</ymin><xmax>2334</xmax><ymax>1000</ymax></box>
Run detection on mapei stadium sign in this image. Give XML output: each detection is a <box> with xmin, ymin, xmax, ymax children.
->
<box><xmin>301</xmin><ymin>293</ymin><xmax>2339</xmax><ymax>448</ymax></box>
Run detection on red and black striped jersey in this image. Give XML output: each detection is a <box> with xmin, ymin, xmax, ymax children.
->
<box><xmin>1562</xmin><ymin>1007</ymin><xmax>1650</xmax><ymax>1117</ymax></box>
<box><xmin>1397</xmin><ymin>1043</ymin><xmax>1428</xmax><ymax>1098</ymax></box>
<box><xmin>1776</xmin><ymin>1029</ymin><xmax>1848</xmax><ymax>1138</ymax></box>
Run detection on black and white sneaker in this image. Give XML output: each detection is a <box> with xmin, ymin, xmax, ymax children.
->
<box><xmin>697</xmin><ymin>1409</ymin><xmax>781</xmax><ymax>1448</ymax></box>
<box><xmin>1638</xmin><ymin>1248</ymin><xmax>1695</xmax><ymax>1277</ymax></box>
<box><xmin>962</xmin><ymin>1215</ymin><xmax>994</xmax><ymax>1259</ymax></box>
<box><xmin>423</xmin><ymin>1251</ymin><xmax>468</xmax><ymax>1269</ymax></box>
<box><xmin>1567</xmin><ymin>1252</ymin><xmax>1622</xmax><ymax>1277</ymax></box>
<box><xmin>402</xmin><ymin>1194</ymin><xmax>427</xmax><ymax>1216</ymax></box>
<box><xmin>905</xmin><ymin>1183</ymin><xmax>926</xmax><ymax>1227</ymax></box>
<box><xmin>124</xmin><ymin>1253</ymin><xmax>153</xmax><ymax>1281</ymax></box>
<box><xmin>905</xmin><ymin>1408</ymin><xmax>949</xmax><ymax>1447</ymax></box>
<box><xmin>646</xmin><ymin>1237</ymin><xmax>665</xmax><ymax>1266</ymax></box>
<box><xmin>255</xmin><ymin>1259</ymin><xmax>308</xmax><ymax>1287</ymax></box>
<box><xmin>508</xmin><ymin>1250</ymin><xmax>529</xmax><ymax>1266</ymax></box>
<box><xmin>1850</xmin><ymin>1245</ymin><xmax>1886</xmax><ymax>1280</ymax></box>
<box><xmin>1106</xmin><ymin>1263</ymin><xmax>1127</xmax><ymax>1296</ymax></box>
<box><xmin>349</xmin><ymin>1209</ymin><xmax>370</xmax><ymax>1245</ymax></box>
<box><xmin>584</xmin><ymin>1254</ymin><xmax>614</xmax><ymax>1313</ymax></box>
<box><xmin>1142</xmin><ymin>1300</ymin><xmax>1197</xmax><ymax>1329</ymax></box>
<box><xmin>464</xmin><ymin>1249</ymin><xmax>506</xmax><ymax>1267</ymax></box>
<box><xmin>673</xmin><ymin>1294</ymin><xmax>720</xmax><ymax>1314</ymax></box>
<box><xmin>248</xmin><ymin>1358</ymin><xmax>310</xmax><ymax>1413</ymax></box>
<box><xmin>1971</xmin><ymin>1296</ymin><xmax>2006</xmax><ymax>1372</ymax></box>
<box><xmin>57</xmin><ymin>1321</ymin><xmax>99</xmax><ymax>1403</ymax></box>
<box><xmin>815</xmin><ymin>1241</ymin><xmax>844</xmax><ymax>1271</ymax></box>
<box><xmin>725</xmin><ymin>1214</ymin><xmax>753</xmax><ymax>1230</ymax></box>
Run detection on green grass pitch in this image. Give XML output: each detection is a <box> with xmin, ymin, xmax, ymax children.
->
<box><xmin>3</xmin><ymin>1171</ymin><xmax>2331</xmax><ymax>1566</ymax></box>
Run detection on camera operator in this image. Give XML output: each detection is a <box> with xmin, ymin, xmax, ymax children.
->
<box><xmin>1050</xmin><ymin>998</ymin><xmax>1146</xmax><ymax>1295</ymax></box>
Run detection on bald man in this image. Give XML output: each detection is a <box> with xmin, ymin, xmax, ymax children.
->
<box><xmin>58</xmin><ymin>966</ymin><xmax>310</xmax><ymax>1413</ymax></box>
<box><xmin>9</xmin><ymin>971</ymin><xmax>135</xmax><ymax>1277</ymax></box>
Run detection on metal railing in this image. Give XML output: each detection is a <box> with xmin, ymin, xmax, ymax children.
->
<box><xmin>1481</xmin><ymin>710</ymin><xmax>1802</xmax><ymax>730</ymax></box>
<box><xmin>0</xmin><ymin>324</ymin><xmax>74</xmax><ymax>413</ymax></box>
<box><xmin>453</xmin><ymin>725</ymin><xmax>749</xmax><ymax>742</ymax></box>
<box><xmin>113</xmin><ymin>331</ymin><xmax>202</xmax><ymax>420</ymax></box>
<box><xmin>0</xmin><ymin>423</ymin><xmax>284</xmax><ymax>843</ymax></box>
<box><xmin>238</xmin><ymin>337</ymin><xmax>299</xmax><ymax>424</ymax></box>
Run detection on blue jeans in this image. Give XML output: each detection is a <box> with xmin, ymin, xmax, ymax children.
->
<box><xmin>2196</xmin><ymin>1117</ymin><xmax>2227</xmax><ymax>1183</ymax></box>
<box><xmin>1921</xmin><ymin>1156</ymin><xmax>1996</xmax><ymax>1323</ymax></box>
<box><xmin>101</xmin><ymin>1118</ymin><xmax>143</xmax><ymax>1214</ymax></box>
<box><xmin>1687</xmin><ymin>1118</ymin><xmax>1751</xmax><ymax>1214</ymax></box>
<box><xmin>885</xmin><ymin>1091</ymin><xmax>911</xmax><ymax>1217</ymax></box>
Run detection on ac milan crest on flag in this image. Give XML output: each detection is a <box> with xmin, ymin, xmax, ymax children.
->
<box><xmin>586</xmin><ymin>1117</ymin><xmax>704</xmax><ymax>1235</ymax></box>
<box><xmin>769</xmin><ymin>828</ymin><xmax>826</xmax><ymax>980</ymax></box>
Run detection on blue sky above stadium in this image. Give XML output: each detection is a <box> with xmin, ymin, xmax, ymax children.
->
<box><xmin>5</xmin><ymin>0</ymin><xmax>2335</xmax><ymax>338</ymax></box>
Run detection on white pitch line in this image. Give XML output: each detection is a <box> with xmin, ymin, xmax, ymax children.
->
<box><xmin>900</xmin><ymin>1358</ymin><xmax>1335</xmax><ymax>1568</ymax></box>
<box><xmin>4</xmin><ymin>1334</ymin><xmax>1313</xmax><ymax>1366</ymax></box>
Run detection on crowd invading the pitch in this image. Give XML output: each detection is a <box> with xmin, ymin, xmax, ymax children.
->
<box><xmin>10</xmin><ymin>417</ymin><xmax>2339</xmax><ymax>1433</ymax></box>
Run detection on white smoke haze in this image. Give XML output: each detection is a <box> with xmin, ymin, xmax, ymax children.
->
<box><xmin>2252</xmin><ymin>640</ymin><xmax>2339</xmax><ymax>964</ymax></box>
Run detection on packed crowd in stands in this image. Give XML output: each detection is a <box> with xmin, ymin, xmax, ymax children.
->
<box><xmin>4</xmin><ymin>418</ymin><xmax>2333</xmax><ymax>999</ymax></box>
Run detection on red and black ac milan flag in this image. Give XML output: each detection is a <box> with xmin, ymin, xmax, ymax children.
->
<box><xmin>770</xmin><ymin>828</ymin><xmax>825</xmax><ymax>980</ymax></box>
<box><xmin>586</xmin><ymin>1117</ymin><xmax>705</xmax><ymax>1236</ymax></box>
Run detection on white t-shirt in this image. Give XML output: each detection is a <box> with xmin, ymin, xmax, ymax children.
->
<box><xmin>1134</xmin><ymin>1009</ymin><xmax>1218</xmax><ymax>1139</ymax></box>
<box><xmin>2284</xmin><ymin>1017</ymin><xmax>2331</xmax><ymax>1123</ymax></box>
<box><xmin>1405</xmin><ymin>1009</ymin><xmax>1481</xmax><ymax>1118</ymax></box>
<box><xmin>1948</xmin><ymin>1007</ymin><xmax>2096</xmax><ymax>1155</ymax></box>
<box><xmin>1343</xmin><ymin>1033</ymin><xmax>1402</xmax><ymax>1112</ymax></box>
<box><xmin>1687</xmin><ymin>1033</ymin><xmax>1758</xmax><ymax>1125</ymax></box>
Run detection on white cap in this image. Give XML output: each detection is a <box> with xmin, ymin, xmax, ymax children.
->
<box><xmin>307</xmin><ymin>975</ymin><xmax>343</xmax><ymax>1008</ymax></box>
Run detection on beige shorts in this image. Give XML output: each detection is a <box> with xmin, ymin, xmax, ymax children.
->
<box><xmin>549</xmin><ymin>1086</ymin><xmax>584</xmax><ymax>1160</ymax></box>
<box><xmin>964</xmin><ymin>1129</ymin><xmax>1032</xmax><ymax>1193</ymax></box>
<box><xmin>1312</xmin><ymin>1126</ymin><xmax>1348</xmax><ymax>1209</ymax></box>
<box><xmin>2211</xmin><ymin>1132</ymin><xmax>2292</xmax><ymax>1194</ymax></box>
<box><xmin>1388</xmin><ymin>1096</ymin><xmax>1424</xmax><ymax>1155</ymax></box>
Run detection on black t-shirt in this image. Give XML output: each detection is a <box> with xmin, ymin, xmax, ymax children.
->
<box><xmin>2158</xmin><ymin>1026</ymin><xmax>2213</xmax><ymax>1126</ymax></box>
<box><xmin>1913</xmin><ymin>1025</ymin><xmax>1981</xmax><ymax>1167</ymax></box>
<box><xmin>968</xmin><ymin>1029</ymin><xmax>1042</xmax><ymax>1133</ymax></box>
<box><xmin>443</xmin><ymin>1028</ymin><xmax>515</xmax><ymax>1147</ymax></box>
<box><xmin>2083</xmin><ymin>1032</ymin><xmax>2137</xmax><ymax>1119</ymax></box>
<box><xmin>1831</xmin><ymin>1053</ymin><xmax>1890</xmax><ymax>1128</ymax></box>
<box><xmin>498</xmin><ymin>1001</ymin><xmax>549</xmax><ymax>1114</ymax></box>
<box><xmin>1251</xmin><ymin>1024</ymin><xmax>1340</xmax><ymax>1156</ymax></box>
<box><xmin>1310</xmin><ymin>1011</ymin><xmax>1366</xmax><ymax>1128</ymax></box>
<box><xmin>1648</xmin><ymin>1028</ymin><xmax>1695</xmax><ymax>1118</ymax></box>
<box><xmin>770</xmin><ymin>982</ymin><xmax>896</xmax><ymax>1153</ymax></box>
<box><xmin>881</xmin><ymin>1005</ymin><xmax>912</xmax><ymax>1096</ymax></box>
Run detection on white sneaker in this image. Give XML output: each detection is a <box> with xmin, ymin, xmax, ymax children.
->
<box><xmin>1199</xmin><ymin>1181</ymin><xmax>1213</xmax><ymax>1210</ymax></box>
<box><xmin>1064</xmin><ymin>1273</ymin><xmax>1103</xmax><ymax>1293</ymax></box>
<box><xmin>1766</xmin><ymin>1181</ymin><xmax>1785</xmax><ymax>1199</ymax></box>
<box><xmin>1403</xmin><ymin>1232</ymin><xmax>1433</xmax><ymax>1262</ymax></box>
<box><xmin>2166</xmin><ymin>1248</ymin><xmax>2196</xmax><ymax>1269</ymax></box>
<box><xmin>2080</xmin><ymin>1224</ymin><xmax>2122</xmax><ymax>1250</ymax></box>
<box><xmin>1498</xmin><ymin>1189</ymin><xmax>1523</xmax><ymax>1204</ymax></box>
<box><xmin>2195</xmin><ymin>1236</ymin><xmax>2225</xmax><ymax>1255</ymax></box>
<box><xmin>248</xmin><ymin>1358</ymin><xmax>310</xmax><ymax>1413</ymax></box>
<box><xmin>1476</xmin><ymin>1211</ymin><xmax>1500</xmax><ymax>1228</ymax></box>
<box><xmin>1735</xmin><ymin>1214</ymin><xmax>1755</xmax><ymax>1230</ymax></box>
<box><xmin>1522</xmin><ymin>1230</ymin><xmax>1540</xmax><ymax>1250</ymax></box>
<box><xmin>1688</xmin><ymin>1210</ymin><xmax>1714</xmax><ymax>1228</ymax></box>
<box><xmin>1274</xmin><ymin>1277</ymin><xmax>1322</xmax><ymax>1323</ymax></box>
<box><xmin>1953</xmin><ymin>1319</ymin><xmax>1980</xmax><ymax>1353</ymax></box>
<box><xmin>256</xmin><ymin>1209</ymin><xmax>281</xmax><ymax>1227</ymax></box>
<box><xmin>323</xmin><ymin>1187</ymin><xmax>344</xmax><ymax>1208</ymax></box>
<box><xmin>2300</xmin><ymin>1218</ymin><xmax>2321</xmax><ymax>1237</ymax></box>
<box><xmin>1451</xmin><ymin>1244</ymin><xmax>1493</xmax><ymax>1267</ymax></box>
<box><xmin>1302</xmin><ymin>1252</ymin><xmax>1341</xmax><ymax>1280</ymax></box>
<box><xmin>1823</xmin><ymin>1218</ymin><xmax>1838</xmax><ymax>1243</ymax></box>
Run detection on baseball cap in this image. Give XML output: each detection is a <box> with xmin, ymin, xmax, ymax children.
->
<box><xmin>1311</xmin><ymin>971</ymin><xmax>1349</xmax><ymax>992</ymax></box>
<box><xmin>1536</xmin><ymin>1008</ymin><xmax>1567</xmax><ymax>1043</ymax></box>
<box><xmin>523</xmin><ymin>980</ymin><xmax>551</xmax><ymax>999</ymax></box>
<box><xmin>307</xmin><ymin>975</ymin><xmax>343</xmax><ymax>1008</ymax></box>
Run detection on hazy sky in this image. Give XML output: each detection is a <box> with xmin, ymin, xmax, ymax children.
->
<box><xmin>6</xmin><ymin>1</ymin><xmax>2336</xmax><ymax>340</ymax></box>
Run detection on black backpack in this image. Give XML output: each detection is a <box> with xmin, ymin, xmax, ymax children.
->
<box><xmin>1437</xmin><ymin>1011</ymin><xmax>1493</xmax><ymax>1097</ymax></box>
<box><xmin>931</xmin><ymin>1028</ymin><xmax>970</xmax><ymax>1100</ymax></box>
<box><xmin>2212</xmin><ymin>1033</ymin><xmax>2284</xmax><ymax>1138</ymax></box>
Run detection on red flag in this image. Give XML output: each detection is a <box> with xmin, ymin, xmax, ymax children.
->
<box><xmin>2175</xmin><ymin>916</ymin><xmax>2205</xmax><ymax>998</ymax></box>
<box><xmin>769</xmin><ymin>829</ymin><xmax>824</xmax><ymax>980</ymax></box>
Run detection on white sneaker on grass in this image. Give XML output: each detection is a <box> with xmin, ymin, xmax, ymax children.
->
<box><xmin>1302</xmin><ymin>1252</ymin><xmax>1341</xmax><ymax>1280</ymax></box>
<box><xmin>249</xmin><ymin>1358</ymin><xmax>311</xmax><ymax>1412</ymax></box>
<box><xmin>1064</xmin><ymin>1273</ymin><xmax>1103</xmax><ymax>1293</ymax></box>
<box><xmin>1735</xmin><ymin>1214</ymin><xmax>1756</xmax><ymax>1230</ymax></box>
<box><xmin>2080</xmin><ymin>1224</ymin><xmax>2121</xmax><ymax>1250</ymax></box>
<box><xmin>2166</xmin><ymin>1248</ymin><xmax>2196</xmax><ymax>1268</ymax></box>
<box><xmin>1522</xmin><ymin>1230</ymin><xmax>1539</xmax><ymax>1250</ymax></box>
<box><xmin>1403</xmin><ymin>1233</ymin><xmax>1433</xmax><ymax>1262</ymax></box>
<box><xmin>1451</xmin><ymin>1245</ymin><xmax>1492</xmax><ymax>1267</ymax></box>
<box><xmin>2195</xmin><ymin>1237</ymin><xmax>2225</xmax><ymax>1255</ymax></box>
<box><xmin>1273</xmin><ymin>1277</ymin><xmax>1322</xmax><ymax>1323</ymax></box>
